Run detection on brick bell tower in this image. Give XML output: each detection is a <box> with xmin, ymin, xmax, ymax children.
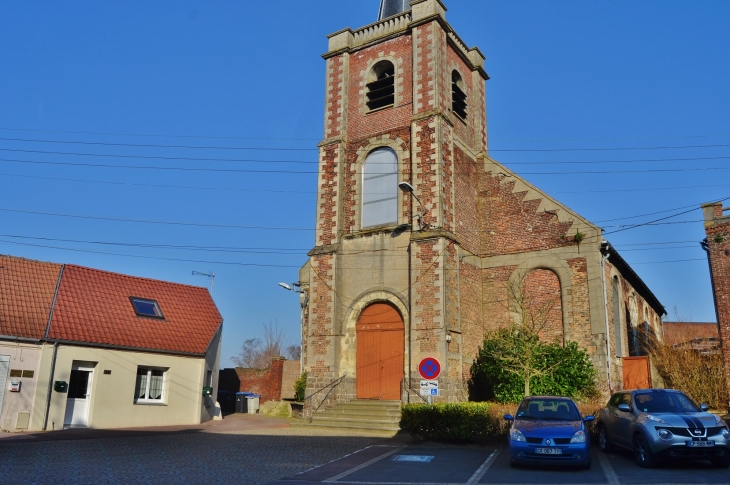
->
<box><xmin>300</xmin><ymin>0</ymin><xmax>488</xmax><ymax>404</ymax></box>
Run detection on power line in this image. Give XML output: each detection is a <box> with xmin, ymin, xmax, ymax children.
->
<box><xmin>490</xmin><ymin>143</ymin><xmax>730</xmax><ymax>153</ymax></box>
<box><xmin>5</xmin><ymin>146</ymin><xmax>730</xmax><ymax>166</ymax></box>
<box><xmin>2</xmin><ymin>170</ymin><xmax>726</xmax><ymax>197</ymax></box>
<box><xmin>4</xmin><ymin>156</ymin><xmax>730</xmax><ymax>176</ymax></box>
<box><xmin>0</xmin><ymin>207</ymin><xmax>315</xmax><ymax>231</ymax></box>
<box><xmin>0</xmin><ymin>126</ymin><xmax>320</xmax><ymax>142</ymax></box>
<box><xmin>0</xmin><ymin>136</ymin><xmax>319</xmax><ymax>152</ymax></box>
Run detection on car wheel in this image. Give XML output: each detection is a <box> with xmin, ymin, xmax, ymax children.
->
<box><xmin>633</xmin><ymin>434</ymin><xmax>656</xmax><ymax>468</ymax></box>
<box><xmin>710</xmin><ymin>457</ymin><xmax>730</xmax><ymax>468</ymax></box>
<box><xmin>598</xmin><ymin>425</ymin><xmax>613</xmax><ymax>453</ymax></box>
<box><xmin>580</xmin><ymin>457</ymin><xmax>592</xmax><ymax>470</ymax></box>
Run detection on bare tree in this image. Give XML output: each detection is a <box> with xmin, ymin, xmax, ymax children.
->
<box><xmin>230</xmin><ymin>321</ymin><xmax>291</xmax><ymax>369</ymax></box>
<box><xmin>285</xmin><ymin>345</ymin><xmax>301</xmax><ymax>361</ymax></box>
<box><xmin>487</xmin><ymin>273</ymin><xmax>562</xmax><ymax>397</ymax></box>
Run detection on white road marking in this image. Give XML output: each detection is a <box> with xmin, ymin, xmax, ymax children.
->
<box><xmin>466</xmin><ymin>447</ymin><xmax>501</xmax><ymax>485</ymax></box>
<box><xmin>323</xmin><ymin>445</ymin><xmax>406</xmax><ymax>483</ymax></box>
<box><xmin>597</xmin><ymin>452</ymin><xmax>621</xmax><ymax>485</ymax></box>
<box><xmin>293</xmin><ymin>444</ymin><xmax>399</xmax><ymax>477</ymax></box>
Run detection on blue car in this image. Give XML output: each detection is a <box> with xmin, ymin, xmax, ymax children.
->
<box><xmin>504</xmin><ymin>396</ymin><xmax>594</xmax><ymax>469</ymax></box>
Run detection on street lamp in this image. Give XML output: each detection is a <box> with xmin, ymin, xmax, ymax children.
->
<box><xmin>278</xmin><ymin>282</ymin><xmax>307</xmax><ymax>372</ymax></box>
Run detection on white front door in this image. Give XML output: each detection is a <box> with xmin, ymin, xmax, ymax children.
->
<box><xmin>0</xmin><ymin>355</ymin><xmax>9</xmax><ymax>416</ymax></box>
<box><xmin>64</xmin><ymin>364</ymin><xmax>94</xmax><ymax>428</ymax></box>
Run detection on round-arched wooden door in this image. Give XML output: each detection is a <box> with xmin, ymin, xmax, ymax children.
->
<box><xmin>356</xmin><ymin>302</ymin><xmax>404</xmax><ymax>400</ymax></box>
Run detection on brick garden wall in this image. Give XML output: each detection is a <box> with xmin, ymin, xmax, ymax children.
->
<box><xmin>218</xmin><ymin>358</ymin><xmax>285</xmax><ymax>404</ymax></box>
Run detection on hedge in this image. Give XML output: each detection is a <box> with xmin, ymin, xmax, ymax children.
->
<box><xmin>400</xmin><ymin>402</ymin><xmax>604</xmax><ymax>444</ymax></box>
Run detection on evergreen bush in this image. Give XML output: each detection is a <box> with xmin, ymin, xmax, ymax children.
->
<box><xmin>294</xmin><ymin>371</ymin><xmax>307</xmax><ymax>402</ymax></box>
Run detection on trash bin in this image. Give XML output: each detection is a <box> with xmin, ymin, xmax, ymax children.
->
<box><xmin>246</xmin><ymin>394</ymin><xmax>260</xmax><ymax>414</ymax></box>
<box><xmin>235</xmin><ymin>392</ymin><xmax>252</xmax><ymax>414</ymax></box>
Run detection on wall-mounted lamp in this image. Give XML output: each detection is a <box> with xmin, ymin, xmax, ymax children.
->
<box><xmin>399</xmin><ymin>181</ymin><xmax>426</xmax><ymax>230</ymax></box>
<box><xmin>445</xmin><ymin>334</ymin><xmax>453</xmax><ymax>343</ymax></box>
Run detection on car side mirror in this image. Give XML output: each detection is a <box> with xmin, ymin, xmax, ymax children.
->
<box><xmin>583</xmin><ymin>415</ymin><xmax>595</xmax><ymax>422</ymax></box>
<box><xmin>503</xmin><ymin>414</ymin><xmax>514</xmax><ymax>421</ymax></box>
<box><xmin>618</xmin><ymin>403</ymin><xmax>631</xmax><ymax>412</ymax></box>
<box><xmin>700</xmin><ymin>404</ymin><xmax>710</xmax><ymax>412</ymax></box>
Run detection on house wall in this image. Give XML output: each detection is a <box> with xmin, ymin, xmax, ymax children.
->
<box><xmin>0</xmin><ymin>341</ymin><xmax>42</xmax><ymax>431</ymax></box>
<box><xmin>32</xmin><ymin>344</ymin><xmax>207</xmax><ymax>431</ymax></box>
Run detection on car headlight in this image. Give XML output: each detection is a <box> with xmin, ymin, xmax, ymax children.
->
<box><xmin>510</xmin><ymin>428</ymin><xmax>526</xmax><ymax>442</ymax></box>
<box><xmin>657</xmin><ymin>429</ymin><xmax>673</xmax><ymax>440</ymax></box>
<box><xmin>714</xmin><ymin>415</ymin><xmax>726</xmax><ymax>426</ymax></box>
<box><xmin>722</xmin><ymin>428</ymin><xmax>730</xmax><ymax>440</ymax></box>
<box><xmin>570</xmin><ymin>430</ymin><xmax>587</xmax><ymax>444</ymax></box>
<box><xmin>646</xmin><ymin>414</ymin><xmax>666</xmax><ymax>424</ymax></box>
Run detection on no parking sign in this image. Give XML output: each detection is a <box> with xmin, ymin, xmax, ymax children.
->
<box><xmin>418</xmin><ymin>357</ymin><xmax>441</xmax><ymax>380</ymax></box>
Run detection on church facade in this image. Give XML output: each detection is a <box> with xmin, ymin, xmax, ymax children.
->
<box><xmin>298</xmin><ymin>0</ymin><xmax>665</xmax><ymax>405</ymax></box>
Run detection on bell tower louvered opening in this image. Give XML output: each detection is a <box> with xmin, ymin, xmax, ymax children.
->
<box><xmin>378</xmin><ymin>0</ymin><xmax>410</xmax><ymax>21</ymax></box>
<box><xmin>452</xmin><ymin>70</ymin><xmax>468</xmax><ymax>119</ymax></box>
<box><xmin>366</xmin><ymin>61</ymin><xmax>396</xmax><ymax>112</ymax></box>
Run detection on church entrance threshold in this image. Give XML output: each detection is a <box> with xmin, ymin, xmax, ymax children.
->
<box><xmin>356</xmin><ymin>303</ymin><xmax>404</xmax><ymax>400</ymax></box>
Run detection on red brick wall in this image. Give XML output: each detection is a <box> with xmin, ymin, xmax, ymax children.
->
<box><xmin>704</xmin><ymin>215</ymin><xmax>730</xmax><ymax>398</ymax></box>
<box><xmin>523</xmin><ymin>269</ymin><xmax>564</xmax><ymax>344</ymax></box>
<box><xmin>218</xmin><ymin>358</ymin><xmax>285</xmax><ymax>405</ymax></box>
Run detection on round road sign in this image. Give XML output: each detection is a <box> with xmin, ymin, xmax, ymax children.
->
<box><xmin>418</xmin><ymin>357</ymin><xmax>441</xmax><ymax>380</ymax></box>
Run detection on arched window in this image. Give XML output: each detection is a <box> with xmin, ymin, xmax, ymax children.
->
<box><xmin>362</xmin><ymin>147</ymin><xmax>398</xmax><ymax>227</ymax></box>
<box><xmin>451</xmin><ymin>70</ymin><xmax>467</xmax><ymax>119</ymax></box>
<box><xmin>366</xmin><ymin>61</ymin><xmax>395</xmax><ymax>111</ymax></box>
<box><xmin>612</xmin><ymin>276</ymin><xmax>622</xmax><ymax>357</ymax></box>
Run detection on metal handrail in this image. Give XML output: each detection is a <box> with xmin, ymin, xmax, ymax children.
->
<box><xmin>402</xmin><ymin>377</ymin><xmax>428</xmax><ymax>404</ymax></box>
<box><xmin>304</xmin><ymin>373</ymin><xmax>347</xmax><ymax>422</ymax></box>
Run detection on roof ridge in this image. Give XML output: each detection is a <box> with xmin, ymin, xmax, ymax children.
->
<box><xmin>0</xmin><ymin>253</ymin><xmax>62</xmax><ymax>267</ymax></box>
<box><xmin>64</xmin><ymin>264</ymin><xmax>210</xmax><ymax>292</ymax></box>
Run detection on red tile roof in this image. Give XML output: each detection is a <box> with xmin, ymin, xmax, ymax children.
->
<box><xmin>48</xmin><ymin>265</ymin><xmax>222</xmax><ymax>355</ymax></box>
<box><xmin>0</xmin><ymin>255</ymin><xmax>62</xmax><ymax>339</ymax></box>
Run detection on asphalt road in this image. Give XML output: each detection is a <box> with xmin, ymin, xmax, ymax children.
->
<box><xmin>271</xmin><ymin>442</ymin><xmax>730</xmax><ymax>485</ymax></box>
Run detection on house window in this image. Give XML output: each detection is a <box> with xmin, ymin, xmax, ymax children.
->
<box><xmin>452</xmin><ymin>70</ymin><xmax>467</xmax><ymax>119</ymax></box>
<box><xmin>134</xmin><ymin>367</ymin><xmax>165</xmax><ymax>403</ymax></box>
<box><xmin>130</xmin><ymin>297</ymin><xmax>164</xmax><ymax>319</ymax></box>
<box><xmin>362</xmin><ymin>147</ymin><xmax>398</xmax><ymax>228</ymax></box>
<box><xmin>366</xmin><ymin>61</ymin><xmax>395</xmax><ymax>111</ymax></box>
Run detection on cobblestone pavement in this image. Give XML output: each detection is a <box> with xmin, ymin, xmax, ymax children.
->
<box><xmin>0</xmin><ymin>423</ymin><xmax>392</xmax><ymax>485</ymax></box>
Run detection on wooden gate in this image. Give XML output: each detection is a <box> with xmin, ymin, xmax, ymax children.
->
<box><xmin>622</xmin><ymin>356</ymin><xmax>652</xmax><ymax>390</ymax></box>
<box><xmin>356</xmin><ymin>303</ymin><xmax>404</xmax><ymax>400</ymax></box>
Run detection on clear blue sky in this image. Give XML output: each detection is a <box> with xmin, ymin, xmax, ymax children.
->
<box><xmin>1</xmin><ymin>1</ymin><xmax>729</xmax><ymax>365</ymax></box>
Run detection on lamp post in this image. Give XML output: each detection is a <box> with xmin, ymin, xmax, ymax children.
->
<box><xmin>398</xmin><ymin>181</ymin><xmax>424</xmax><ymax>401</ymax></box>
<box><xmin>278</xmin><ymin>282</ymin><xmax>307</xmax><ymax>372</ymax></box>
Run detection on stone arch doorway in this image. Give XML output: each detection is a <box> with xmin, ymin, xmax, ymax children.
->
<box><xmin>356</xmin><ymin>302</ymin><xmax>404</xmax><ymax>400</ymax></box>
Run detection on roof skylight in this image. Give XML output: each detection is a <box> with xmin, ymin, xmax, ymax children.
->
<box><xmin>130</xmin><ymin>297</ymin><xmax>164</xmax><ymax>319</ymax></box>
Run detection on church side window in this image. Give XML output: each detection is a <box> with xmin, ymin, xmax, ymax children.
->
<box><xmin>452</xmin><ymin>70</ymin><xmax>468</xmax><ymax>119</ymax></box>
<box><xmin>362</xmin><ymin>147</ymin><xmax>398</xmax><ymax>227</ymax></box>
<box><xmin>366</xmin><ymin>61</ymin><xmax>395</xmax><ymax>112</ymax></box>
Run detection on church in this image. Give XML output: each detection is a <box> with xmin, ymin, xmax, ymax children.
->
<box><xmin>297</xmin><ymin>0</ymin><xmax>666</xmax><ymax>408</ymax></box>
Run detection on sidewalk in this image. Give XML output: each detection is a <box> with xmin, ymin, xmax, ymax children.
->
<box><xmin>0</xmin><ymin>413</ymin><xmax>291</xmax><ymax>443</ymax></box>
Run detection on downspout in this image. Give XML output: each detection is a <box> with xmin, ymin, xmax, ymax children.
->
<box><xmin>42</xmin><ymin>264</ymin><xmax>64</xmax><ymax>431</ymax></box>
<box><xmin>407</xmin><ymin>236</ymin><xmax>412</xmax><ymax>404</ymax></box>
<box><xmin>700</xmin><ymin>239</ymin><xmax>722</xmax><ymax>327</ymax></box>
<box><xmin>600</xmin><ymin>247</ymin><xmax>613</xmax><ymax>394</ymax></box>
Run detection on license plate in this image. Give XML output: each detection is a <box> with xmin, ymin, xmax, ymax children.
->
<box><xmin>535</xmin><ymin>448</ymin><xmax>563</xmax><ymax>455</ymax></box>
<box><xmin>687</xmin><ymin>441</ymin><xmax>715</xmax><ymax>447</ymax></box>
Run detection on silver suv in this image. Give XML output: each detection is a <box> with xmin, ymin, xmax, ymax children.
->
<box><xmin>597</xmin><ymin>389</ymin><xmax>730</xmax><ymax>468</ymax></box>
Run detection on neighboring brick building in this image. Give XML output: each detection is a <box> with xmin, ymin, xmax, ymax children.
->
<box><xmin>702</xmin><ymin>202</ymin><xmax>730</xmax><ymax>398</ymax></box>
<box><xmin>663</xmin><ymin>322</ymin><xmax>719</xmax><ymax>347</ymax></box>
<box><xmin>297</xmin><ymin>0</ymin><xmax>665</xmax><ymax>405</ymax></box>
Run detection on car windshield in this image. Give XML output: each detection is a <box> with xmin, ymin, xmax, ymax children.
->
<box><xmin>634</xmin><ymin>392</ymin><xmax>700</xmax><ymax>413</ymax></box>
<box><xmin>515</xmin><ymin>399</ymin><xmax>581</xmax><ymax>421</ymax></box>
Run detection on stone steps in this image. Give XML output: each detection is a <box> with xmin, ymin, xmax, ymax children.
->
<box><xmin>306</xmin><ymin>399</ymin><xmax>402</xmax><ymax>432</ymax></box>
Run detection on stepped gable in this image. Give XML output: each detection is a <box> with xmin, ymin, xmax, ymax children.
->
<box><xmin>0</xmin><ymin>255</ymin><xmax>62</xmax><ymax>339</ymax></box>
<box><xmin>479</xmin><ymin>156</ymin><xmax>598</xmax><ymax>256</ymax></box>
<box><xmin>48</xmin><ymin>264</ymin><xmax>222</xmax><ymax>355</ymax></box>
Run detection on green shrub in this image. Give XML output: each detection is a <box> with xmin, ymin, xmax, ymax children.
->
<box><xmin>469</xmin><ymin>336</ymin><xmax>598</xmax><ymax>404</ymax></box>
<box><xmin>400</xmin><ymin>403</ymin><xmax>505</xmax><ymax>444</ymax></box>
<box><xmin>294</xmin><ymin>371</ymin><xmax>307</xmax><ymax>402</ymax></box>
